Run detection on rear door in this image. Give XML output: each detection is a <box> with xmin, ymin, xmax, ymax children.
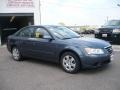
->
<box><xmin>16</xmin><ymin>26</ymin><xmax>36</xmax><ymax>56</ymax></box>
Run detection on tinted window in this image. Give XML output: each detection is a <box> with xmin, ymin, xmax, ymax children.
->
<box><xmin>17</xmin><ymin>27</ymin><xmax>35</xmax><ymax>38</ymax></box>
<box><xmin>34</xmin><ymin>28</ymin><xmax>52</xmax><ymax>39</ymax></box>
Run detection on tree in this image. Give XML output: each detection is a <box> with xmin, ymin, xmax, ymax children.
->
<box><xmin>58</xmin><ymin>22</ymin><xmax>65</xmax><ymax>26</ymax></box>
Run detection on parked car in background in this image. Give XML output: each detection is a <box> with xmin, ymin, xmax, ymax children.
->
<box><xmin>7</xmin><ymin>25</ymin><xmax>112</xmax><ymax>73</ymax></box>
<box><xmin>73</xmin><ymin>30</ymin><xmax>81</xmax><ymax>34</ymax></box>
<box><xmin>81</xmin><ymin>30</ymin><xmax>95</xmax><ymax>34</ymax></box>
<box><xmin>95</xmin><ymin>20</ymin><xmax>120</xmax><ymax>43</ymax></box>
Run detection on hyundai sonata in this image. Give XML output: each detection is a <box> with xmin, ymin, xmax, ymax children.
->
<box><xmin>7</xmin><ymin>25</ymin><xmax>113</xmax><ymax>73</ymax></box>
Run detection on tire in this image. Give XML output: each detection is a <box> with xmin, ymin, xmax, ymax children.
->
<box><xmin>12</xmin><ymin>47</ymin><xmax>23</xmax><ymax>61</ymax></box>
<box><xmin>60</xmin><ymin>52</ymin><xmax>81</xmax><ymax>74</ymax></box>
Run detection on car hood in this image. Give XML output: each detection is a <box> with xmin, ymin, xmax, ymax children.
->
<box><xmin>66</xmin><ymin>37</ymin><xmax>111</xmax><ymax>48</ymax></box>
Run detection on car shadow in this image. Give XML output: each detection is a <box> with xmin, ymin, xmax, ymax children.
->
<box><xmin>79</xmin><ymin>64</ymin><xmax>112</xmax><ymax>74</ymax></box>
<box><xmin>24</xmin><ymin>58</ymin><xmax>61</xmax><ymax>69</ymax></box>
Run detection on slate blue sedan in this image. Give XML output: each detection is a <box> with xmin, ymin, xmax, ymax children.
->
<box><xmin>7</xmin><ymin>25</ymin><xmax>113</xmax><ymax>73</ymax></box>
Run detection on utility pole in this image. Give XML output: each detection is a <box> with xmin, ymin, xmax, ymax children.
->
<box><xmin>106</xmin><ymin>16</ymin><xmax>109</xmax><ymax>22</ymax></box>
<box><xmin>39</xmin><ymin>0</ymin><xmax>41</xmax><ymax>24</ymax></box>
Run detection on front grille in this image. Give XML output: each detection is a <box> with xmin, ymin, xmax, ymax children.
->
<box><xmin>104</xmin><ymin>46</ymin><xmax>113</xmax><ymax>55</ymax></box>
<box><xmin>99</xmin><ymin>28</ymin><xmax>113</xmax><ymax>33</ymax></box>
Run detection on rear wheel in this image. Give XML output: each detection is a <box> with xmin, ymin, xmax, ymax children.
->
<box><xmin>60</xmin><ymin>52</ymin><xmax>81</xmax><ymax>74</ymax></box>
<box><xmin>12</xmin><ymin>47</ymin><xmax>23</xmax><ymax>61</ymax></box>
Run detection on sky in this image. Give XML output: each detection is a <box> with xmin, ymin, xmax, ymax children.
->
<box><xmin>40</xmin><ymin>0</ymin><xmax>120</xmax><ymax>26</ymax></box>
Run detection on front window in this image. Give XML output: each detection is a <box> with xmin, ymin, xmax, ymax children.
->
<box><xmin>34</xmin><ymin>28</ymin><xmax>52</xmax><ymax>39</ymax></box>
<box><xmin>104</xmin><ymin>20</ymin><xmax>120</xmax><ymax>26</ymax></box>
<box><xmin>46</xmin><ymin>26</ymin><xmax>80</xmax><ymax>39</ymax></box>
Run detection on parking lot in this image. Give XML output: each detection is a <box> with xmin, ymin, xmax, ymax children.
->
<box><xmin>0</xmin><ymin>34</ymin><xmax>120</xmax><ymax>90</ymax></box>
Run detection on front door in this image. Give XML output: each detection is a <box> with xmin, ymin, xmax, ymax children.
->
<box><xmin>31</xmin><ymin>27</ymin><xmax>57</xmax><ymax>61</ymax></box>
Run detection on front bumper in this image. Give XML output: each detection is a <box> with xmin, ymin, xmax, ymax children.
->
<box><xmin>81</xmin><ymin>54</ymin><xmax>112</xmax><ymax>69</ymax></box>
<box><xmin>95</xmin><ymin>33</ymin><xmax>120</xmax><ymax>43</ymax></box>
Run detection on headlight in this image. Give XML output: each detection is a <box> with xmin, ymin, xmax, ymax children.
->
<box><xmin>85</xmin><ymin>48</ymin><xmax>104</xmax><ymax>55</ymax></box>
<box><xmin>94</xmin><ymin>29</ymin><xmax>99</xmax><ymax>34</ymax></box>
<box><xmin>113</xmin><ymin>29</ymin><xmax>120</xmax><ymax>33</ymax></box>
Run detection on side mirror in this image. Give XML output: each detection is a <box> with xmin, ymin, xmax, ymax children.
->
<box><xmin>43</xmin><ymin>36</ymin><xmax>54</xmax><ymax>41</ymax></box>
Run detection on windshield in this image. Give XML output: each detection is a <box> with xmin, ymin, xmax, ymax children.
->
<box><xmin>104</xmin><ymin>20</ymin><xmax>120</xmax><ymax>26</ymax></box>
<box><xmin>46</xmin><ymin>26</ymin><xmax>80</xmax><ymax>39</ymax></box>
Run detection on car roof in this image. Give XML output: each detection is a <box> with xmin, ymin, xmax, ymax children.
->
<box><xmin>28</xmin><ymin>25</ymin><xmax>62</xmax><ymax>27</ymax></box>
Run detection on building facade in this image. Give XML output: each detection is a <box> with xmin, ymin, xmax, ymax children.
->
<box><xmin>0</xmin><ymin>0</ymin><xmax>41</xmax><ymax>45</ymax></box>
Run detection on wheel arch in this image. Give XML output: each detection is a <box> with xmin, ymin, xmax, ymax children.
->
<box><xmin>59</xmin><ymin>49</ymin><xmax>82</xmax><ymax>64</ymax></box>
<box><xmin>10</xmin><ymin>44</ymin><xmax>17</xmax><ymax>52</ymax></box>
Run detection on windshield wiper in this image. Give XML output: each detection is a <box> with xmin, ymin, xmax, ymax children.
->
<box><xmin>62</xmin><ymin>37</ymin><xmax>72</xmax><ymax>39</ymax></box>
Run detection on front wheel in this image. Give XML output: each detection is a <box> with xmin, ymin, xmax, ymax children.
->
<box><xmin>60</xmin><ymin>52</ymin><xmax>81</xmax><ymax>74</ymax></box>
<box><xmin>12</xmin><ymin>47</ymin><xmax>23</xmax><ymax>61</ymax></box>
